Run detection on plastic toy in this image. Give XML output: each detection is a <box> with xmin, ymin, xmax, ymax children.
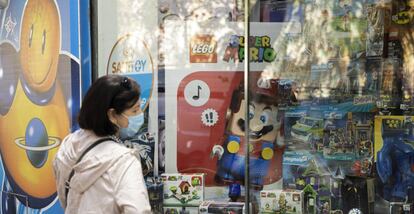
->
<box><xmin>211</xmin><ymin>72</ymin><xmax>285</xmax><ymax>187</ymax></box>
<box><xmin>377</xmin><ymin>117</ymin><xmax>414</xmax><ymax>202</ymax></box>
<box><xmin>228</xmin><ymin>183</ymin><xmax>241</xmax><ymax>202</ymax></box>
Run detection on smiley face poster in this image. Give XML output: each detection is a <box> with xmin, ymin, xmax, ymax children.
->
<box><xmin>0</xmin><ymin>0</ymin><xmax>83</xmax><ymax>213</ymax></box>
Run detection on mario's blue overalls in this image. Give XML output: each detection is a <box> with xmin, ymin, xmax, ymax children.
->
<box><xmin>215</xmin><ymin>135</ymin><xmax>274</xmax><ymax>186</ymax></box>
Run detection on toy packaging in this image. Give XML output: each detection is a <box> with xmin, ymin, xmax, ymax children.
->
<box><xmin>282</xmin><ymin>150</ymin><xmax>323</xmax><ymax>190</ymax></box>
<box><xmin>342</xmin><ymin>175</ymin><xmax>375</xmax><ymax>214</ymax></box>
<box><xmin>375</xmin><ymin>116</ymin><xmax>414</xmax><ymax>207</ymax></box>
<box><xmin>147</xmin><ymin>177</ymin><xmax>164</xmax><ymax>213</ymax></box>
<box><xmin>285</xmin><ymin>107</ymin><xmax>375</xmax><ymax>168</ymax></box>
<box><xmin>260</xmin><ymin>0</ymin><xmax>303</xmax><ymax>23</ymax></box>
<box><xmin>282</xmin><ymin>150</ymin><xmax>334</xmax><ymax>214</ymax></box>
<box><xmin>389</xmin><ymin>202</ymin><xmax>413</xmax><ymax>214</ymax></box>
<box><xmin>199</xmin><ymin>201</ymin><xmax>249</xmax><ymax>214</ymax></box>
<box><xmin>162</xmin><ymin>173</ymin><xmax>205</xmax><ymax>207</ymax></box>
<box><xmin>365</xmin><ymin>58</ymin><xmax>382</xmax><ymax>96</ymax></box>
<box><xmin>163</xmin><ymin>206</ymin><xmax>199</xmax><ymax>214</ymax></box>
<box><xmin>164</xmin><ymin>207</ymin><xmax>181</xmax><ymax>214</ymax></box>
<box><xmin>259</xmin><ymin>189</ymin><xmax>304</xmax><ymax>214</ymax></box>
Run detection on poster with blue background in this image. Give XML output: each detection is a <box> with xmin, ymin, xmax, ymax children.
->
<box><xmin>0</xmin><ymin>0</ymin><xmax>86</xmax><ymax>213</ymax></box>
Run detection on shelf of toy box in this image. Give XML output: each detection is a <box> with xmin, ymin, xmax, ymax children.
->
<box><xmin>161</xmin><ymin>173</ymin><xmax>205</xmax><ymax>207</ymax></box>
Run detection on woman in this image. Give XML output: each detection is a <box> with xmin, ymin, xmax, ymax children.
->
<box><xmin>53</xmin><ymin>75</ymin><xmax>151</xmax><ymax>213</ymax></box>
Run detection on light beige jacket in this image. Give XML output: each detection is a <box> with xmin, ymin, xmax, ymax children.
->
<box><xmin>53</xmin><ymin>129</ymin><xmax>152</xmax><ymax>214</ymax></box>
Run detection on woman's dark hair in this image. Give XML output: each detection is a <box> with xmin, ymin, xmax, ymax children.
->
<box><xmin>78</xmin><ymin>75</ymin><xmax>141</xmax><ymax>136</ymax></box>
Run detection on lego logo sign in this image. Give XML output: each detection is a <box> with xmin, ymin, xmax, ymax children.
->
<box><xmin>190</xmin><ymin>35</ymin><xmax>217</xmax><ymax>63</ymax></box>
<box><xmin>192</xmin><ymin>44</ymin><xmax>215</xmax><ymax>54</ymax></box>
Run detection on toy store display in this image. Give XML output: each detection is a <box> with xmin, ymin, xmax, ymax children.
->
<box><xmin>162</xmin><ymin>173</ymin><xmax>205</xmax><ymax>207</ymax></box>
<box><xmin>199</xmin><ymin>201</ymin><xmax>250</xmax><ymax>214</ymax></box>
<box><xmin>163</xmin><ymin>20</ymin><xmax>300</xmax><ymax>190</ymax></box>
<box><xmin>259</xmin><ymin>189</ymin><xmax>304</xmax><ymax>214</ymax></box>
<box><xmin>161</xmin><ymin>0</ymin><xmax>414</xmax><ymax>213</ymax></box>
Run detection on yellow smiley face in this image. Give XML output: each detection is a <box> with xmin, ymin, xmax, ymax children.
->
<box><xmin>20</xmin><ymin>0</ymin><xmax>60</xmax><ymax>93</ymax></box>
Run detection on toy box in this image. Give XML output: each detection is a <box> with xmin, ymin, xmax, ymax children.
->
<box><xmin>163</xmin><ymin>206</ymin><xmax>199</xmax><ymax>214</ymax></box>
<box><xmin>323</xmin><ymin>112</ymin><xmax>375</xmax><ymax>166</ymax></box>
<box><xmin>365</xmin><ymin>58</ymin><xmax>382</xmax><ymax>95</ymax></box>
<box><xmin>147</xmin><ymin>177</ymin><xmax>164</xmax><ymax>213</ymax></box>
<box><xmin>260</xmin><ymin>0</ymin><xmax>303</xmax><ymax>23</ymax></box>
<box><xmin>390</xmin><ymin>202</ymin><xmax>413</xmax><ymax>214</ymax></box>
<box><xmin>199</xmin><ymin>201</ymin><xmax>249</xmax><ymax>214</ymax></box>
<box><xmin>283</xmin><ymin>150</ymin><xmax>351</xmax><ymax>213</ymax></box>
<box><xmin>162</xmin><ymin>173</ymin><xmax>205</xmax><ymax>207</ymax></box>
<box><xmin>282</xmin><ymin>150</ymin><xmax>332</xmax><ymax>191</ymax></box>
<box><xmin>342</xmin><ymin>175</ymin><xmax>375</xmax><ymax>214</ymax></box>
<box><xmin>259</xmin><ymin>189</ymin><xmax>304</xmax><ymax>214</ymax></box>
<box><xmin>284</xmin><ymin>109</ymin><xmax>310</xmax><ymax>148</ymax></box>
<box><xmin>285</xmin><ymin>109</ymin><xmax>374</xmax><ymax>164</ymax></box>
<box><xmin>321</xmin><ymin>111</ymin><xmax>356</xmax><ymax>161</ymax></box>
<box><xmin>374</xmin><ymin>116</ymin><xmax>414</xmax><ymax>204</ymax></box>
<box><xmin>377</xmin><ymin>59</ymin><xmax>403</xmax><ymax>115</ymax></box>
<box><xmin>164</xmin><ymin>207</ymin><xmax>182</xmax><ymax>214</ymax></box>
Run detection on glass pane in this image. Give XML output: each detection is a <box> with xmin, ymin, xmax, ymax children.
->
<box><xmin>160</xmin><ymin>0</ymin><xmax>250</xmax><ymax>213</ymax></box>
<box><xmin>251</xmin><ymin>0</ymin><xmax>414</xmax><ymax>214</ymax></box>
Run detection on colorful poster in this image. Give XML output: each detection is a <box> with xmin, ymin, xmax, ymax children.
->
<box><xmin>0</xmin><ymin>0</ymin><xmax>82</xmax><ymax>212</ymax></box>
<box><xmin>97</xmin><ymin>0</ymin><xmax>159</xmax><ymax>176</ymax></box>
<box><xmin>164</xmin><ymin>21</ymin><xmax>300</xmax><ymax>200</ymax></box>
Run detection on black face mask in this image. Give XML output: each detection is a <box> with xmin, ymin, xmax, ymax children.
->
<box><xmin>237</xmin><ymin>118</ymin><xmax>274</xmax><ymax>140</ymax></box>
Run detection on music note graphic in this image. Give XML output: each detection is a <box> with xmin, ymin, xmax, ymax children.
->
<box><xmin>184</xmin><ymin>80</ymin><xmax>210</xmax><ymax>107</ymax></box>
<box><xmin>192</xmin><ymin>85</ymin><xmax>201</xmax><ymax>100</ymax></box>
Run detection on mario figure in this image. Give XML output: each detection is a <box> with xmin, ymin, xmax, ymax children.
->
<box><xmin>211</xmin><ymin>73</ymin><xmax>285</xmax><ymax>187</ymax></box>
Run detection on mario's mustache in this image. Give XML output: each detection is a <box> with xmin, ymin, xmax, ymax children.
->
<box><xmin>237</xmin><ymin>119</ymin><xmax>274</xmax><ymax>139</ymax></box>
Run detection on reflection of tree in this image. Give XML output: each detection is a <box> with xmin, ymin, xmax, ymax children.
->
<box><xmin>401</xmin><ymin>27</ymin><xmax>414</xmax><ymax>93</ymax></box>
<box><xmin>263</xmin><ymin>0</ymin><xmax>370</xmax><ymax>101</ymax></box>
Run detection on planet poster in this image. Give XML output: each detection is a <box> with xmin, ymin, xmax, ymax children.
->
<box><xmin>0</xmin><ymin>0</ymin><xmax>84</xmax><ymax>213</ymax></box>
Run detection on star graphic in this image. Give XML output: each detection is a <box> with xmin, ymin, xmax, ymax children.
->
<box><xmin>4</xmin><ymin>13</ymin><xmax>16</xmax><ymax>39</ymax></box>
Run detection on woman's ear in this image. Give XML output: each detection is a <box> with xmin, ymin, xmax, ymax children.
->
<box><xmin>107</xmin><ymin>108</ymin><xmax>118</xmax><ymax>126</ymax></box>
